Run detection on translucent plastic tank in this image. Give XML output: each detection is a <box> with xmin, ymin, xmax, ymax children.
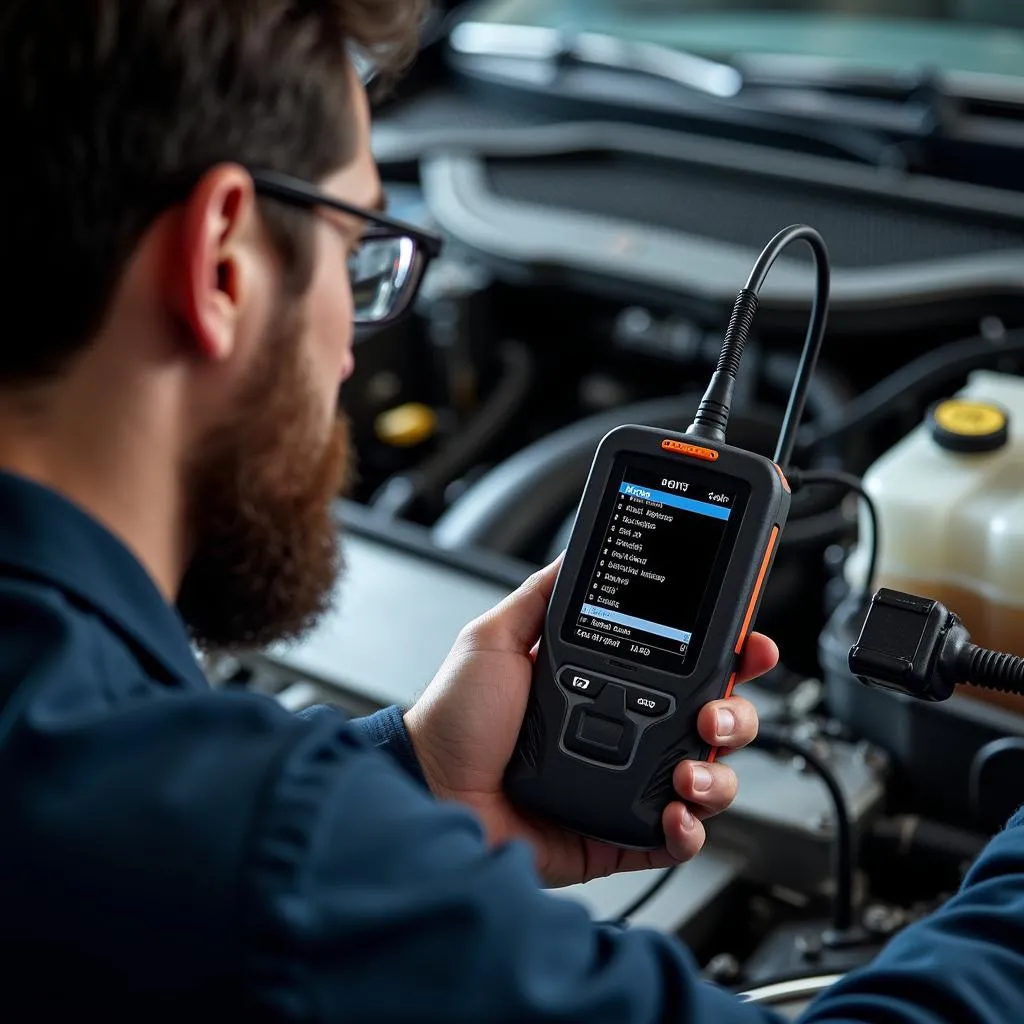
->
<box><xmin>845</xmin><ymin>370</ymin><xmax>1024</xmax><ymax>712</ymax></box>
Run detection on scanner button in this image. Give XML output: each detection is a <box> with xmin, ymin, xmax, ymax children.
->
<box><xmin>578</xmin><ymin>713</ymin><xmax>623</xmax><ymax>750</ymax></box>
<box><xmin>564</xmin><ymin>707</ymin><xmax>633</xmax><ymax>766</ymax></box>
<box><xmin>626</xmin><ymin>690</ymin><xmax>670</xmax><ymax>717</ymax></box>
<box><xmin>559</xmin><ymin>670</ymin><xmax>604</xmax><ymax>698</ymax></box>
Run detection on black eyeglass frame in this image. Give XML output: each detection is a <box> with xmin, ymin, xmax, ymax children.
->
<box><xmin>248</xmin><ymin>167</ymin><xmax>444</xmax><ymax>325</ymax></box>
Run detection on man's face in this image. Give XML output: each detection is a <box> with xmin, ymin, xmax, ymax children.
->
<box><xmin>177</xmin><ymin>76</ymin><xmax>382</xmax><ymax>652</ymax></box>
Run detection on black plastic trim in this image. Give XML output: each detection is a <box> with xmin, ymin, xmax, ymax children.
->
<box><xmin>413</xmin><ymin>121</ymin><xmax>1024</xmax><ymax>320</ymax></box>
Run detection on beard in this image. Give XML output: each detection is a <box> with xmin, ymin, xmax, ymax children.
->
<box><xmin>176</xmin><ymin>299</ymin><xmax>352</xmax><ymax>653</ymax></box>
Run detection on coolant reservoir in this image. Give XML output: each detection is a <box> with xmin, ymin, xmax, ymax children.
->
<box><xmin>845</xmin><ymin>370</ymin><xmax>1024</xmax><ymax>713</ymax></box>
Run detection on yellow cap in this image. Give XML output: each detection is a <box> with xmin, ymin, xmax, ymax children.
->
<box><xmin>374</xmin><ymin>402</ymin><xmax>438</xmax><ymax>448</ymax></box>
<box><xmin>930</xmin><ymin>399</ymin><xmax>1009</xmax><ymax>453</ymax></box>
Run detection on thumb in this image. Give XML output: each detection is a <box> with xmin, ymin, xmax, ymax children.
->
<box><xmin>470</xmin><ymin>555</ymin><xmax>563</xmax><ymax>654</ymax></box>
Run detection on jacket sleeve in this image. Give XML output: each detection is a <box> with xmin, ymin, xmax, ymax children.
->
<box><xmin>298</xmin><ymin>703</ymin><xmax>428</xmax><ymax>788</ymax></box>
<box><xmin>242</xmin><ymin>710</ymin><xmax>791</xmax><ymax>1024</ymax></box>
<box><xmin>247</xmin><ymin>710</ymin><xmax>1024</xmax><ymax>1023</ymax></box>
<box><xmin>798</xmin><ymin>806</ymin><xmax>1024</xmax><ymax>1024</ymax></box>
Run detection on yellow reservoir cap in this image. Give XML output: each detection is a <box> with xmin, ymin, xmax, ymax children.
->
<box><xmin>375</xmin><ymin>402</ymin><xmax>438</xmax><ymax>448</ymax></box>
<box><xmin>929</xmin><ymin>398</ymin><xmax>1009</xmax><ymax>453</ymax></box>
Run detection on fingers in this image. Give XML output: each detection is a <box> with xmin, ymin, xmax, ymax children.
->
<box><xmin>614</xmin><ymin>800</ymin><xmax>715</xmax><ymax>876</ymax></box>
<box><xmin>468</xmin><ymin>556</ymin><xmax>564</xmax><ymax>653</ymax></box>
<box><xmin>662</xmin><ymin>801</ymin><xmax>707</xmax><ymax>863</ymax></box>
<box><xmin>616</xmin><ymin>805</ymin><xmax>709</xmax><ymax>868</ymax></box>
<box><xmin>614</xmin><ymin>786</ymin><xmax>730</xmax><ymax>875</ymax></box>
<box><xmin>736</xmin><ymin>632</ymin><xmax>780</xmax><ymax>683</ymax></box>
<box><xmin>697</xmin><ymin>693</ymin><xmax>758</xmax><ymax>755</ymax></box>
<box><xmin>672</xmin><ymin>759</ymin><xmax>738</xmax><ymax>819</ymax></box>
<box><xmin>628</xmin><ymin>762</ymin><xmax>739</xmax><ymax>873</ymax></box>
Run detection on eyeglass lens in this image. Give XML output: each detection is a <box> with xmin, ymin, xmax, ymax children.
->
<box><xmin>349</xmin><ymin>235</ymin><xmax>422</xmax><ymax>324</ymax></box>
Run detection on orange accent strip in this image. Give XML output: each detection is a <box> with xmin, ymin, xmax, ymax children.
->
<box><xmin>709</xmin><ymin>532</ymin><xmax>778</xmax><ymax>764</ymax></box>
<box><xmin>661</xmin><ymin>439</ymin><xmax>719</xmax><ymax>461</ymax></box>
<box><xmin>707</xmin><ymin>671</ymin><xmax>737</xmax><ymax>764</ymax></box>
<box><xmin>736</xmin><ymin>527</ymin><xmax>780</xmax><ymax>655</ymax></box>
<box><xmin>774</xmin><ymin>462</ymin><xmax>791</xmax><ymax>493</ymax></box>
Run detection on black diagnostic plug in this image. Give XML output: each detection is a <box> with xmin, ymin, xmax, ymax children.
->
<box><xmin>850</xmin><ymin>588</ymin><xmax>1024</xmax><ymax>700</ymax></box>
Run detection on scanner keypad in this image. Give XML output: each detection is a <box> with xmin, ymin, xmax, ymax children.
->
<box><xmin>557</xmin><ymin>667</ymin><xmax>672</xmax><ymax>766</ymax></box>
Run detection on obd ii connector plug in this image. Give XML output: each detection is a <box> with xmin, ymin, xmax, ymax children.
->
<box><xmin>850</xmin><ymin>588</ymin><xmax>1024</xmax><ymax>701</ymax></box>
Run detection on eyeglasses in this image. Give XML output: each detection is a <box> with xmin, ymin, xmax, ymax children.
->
<box><xmin>248</xmin><ymin>168</ymin><xmax>444</xmax><ymax>327</ymax></box>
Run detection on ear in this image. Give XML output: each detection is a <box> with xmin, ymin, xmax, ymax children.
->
<box><xmin>165</xmin><ymin>164</ymin><xmax>258</xmax><ymax>362</ymax></box>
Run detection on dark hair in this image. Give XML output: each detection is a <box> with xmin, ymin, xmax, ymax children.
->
<box><xmin>0</xmin><ymin>0</ymin><xmax>424</xmax><ymax>385</ymax></box>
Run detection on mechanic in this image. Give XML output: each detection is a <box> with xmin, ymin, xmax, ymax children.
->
<box><xmin>0</xmin><ymin>2</ymin><xmax>1022</xmax><ymax>1021</ymax></box>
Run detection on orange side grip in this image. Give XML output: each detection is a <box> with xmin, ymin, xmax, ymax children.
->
<box><xmin>709</xmin><ymin>531</ymin><xmax>778</xmax><ymax>764</ymax></box>
<box><xmin>735</xmin><ymin>527</ymin><xmax>779</xmax><ymax>655</ymax></box>
<box><xmin>773</xmin><ymin>463</ymin><xmax>791</xmax><ymax>493</ymax></box>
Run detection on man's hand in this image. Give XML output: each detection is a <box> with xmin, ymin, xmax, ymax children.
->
<box><xmin>404</xmin><ymin>558</ymin><xmax>778</xmax><ymax>889</ymax></box>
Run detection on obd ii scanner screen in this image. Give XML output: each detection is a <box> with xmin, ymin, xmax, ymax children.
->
<box><xmin>561</xmin><ymin>455</ymin><xmax>750</xmax><ymax>675</ymax></box>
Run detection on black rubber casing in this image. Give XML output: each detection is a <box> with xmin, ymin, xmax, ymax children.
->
<box><xmin>505</xmin><ymin>425</ymin><xmax>791</xmax><ymax>849</ymax></box>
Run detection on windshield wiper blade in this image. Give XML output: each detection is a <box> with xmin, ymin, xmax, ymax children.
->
<box><xmin>449</xmin><ymin>22</ymin><xmax>743</xmax><ymax>99</ymax></box>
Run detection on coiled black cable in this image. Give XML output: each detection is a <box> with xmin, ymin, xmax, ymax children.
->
<box><xmin>687</xmin><ymin>224</ymin><xmax>831</xmax><ymax>476</ymax></box>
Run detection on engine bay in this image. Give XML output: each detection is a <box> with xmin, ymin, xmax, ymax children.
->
<box><xmin>207</xmin><ymin>7</ymin><xmax>1024</xmax><ymax>1014</ymax></box>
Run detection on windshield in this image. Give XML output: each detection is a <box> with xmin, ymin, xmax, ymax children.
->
<box><xmin>468</xmin><ymin>0</ymin><xmax>1024</xmax><ymax>83</ymax></box>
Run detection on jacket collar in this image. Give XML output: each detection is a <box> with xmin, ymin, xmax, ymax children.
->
<box><xmin>0</xmin><ymin>471</ymin><xmax>207</xmax><ymax>689</ymax></box>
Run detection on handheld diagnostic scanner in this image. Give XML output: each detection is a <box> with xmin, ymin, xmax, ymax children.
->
<box><xmin>504</xmin><ymin>226</ymin><xmax>832</xmax><ymax>850</ymax></box>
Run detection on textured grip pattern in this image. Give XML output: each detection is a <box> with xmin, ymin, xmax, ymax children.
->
<box><xmin>638</xmin><ymin>735</ymin><xmax>695</xmax><ymax>808</ymax></box>
<box><xmin>518</xmin><ymin>693</ymin><xmax>547</xmax><ymax>771</ymax></box>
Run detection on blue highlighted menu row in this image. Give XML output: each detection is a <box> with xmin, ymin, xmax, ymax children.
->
<box><xmin>619</xmin><ymin>482</ymin><xmax>731</xmax><ymax>520</ymax></box>
<box><xmin>581</xmin><ymin>604</ymin><xmax>693</xmax><ymax>645</ymax></box>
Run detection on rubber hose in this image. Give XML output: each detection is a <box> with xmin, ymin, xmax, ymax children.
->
<box><xmin>371</xmin><ymin>340</ymin><xmax>534</xmax><ymax>518</ymax></box>
<box><xmin>432</xmin><ymin>394</ymin><xmax>779</xmax><ymax>555</ymax></box>
<box><xmin>763</xmin><ymin>353</ymin><xmax>849</xmax><ymax>439</ymax></box>
<box><xmin>797</xmin><ymin>327</ymin><xmax>1024</xmax><ymax>454</ymax></box>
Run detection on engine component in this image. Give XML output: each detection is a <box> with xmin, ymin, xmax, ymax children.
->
<box><xmin>371</xmin><ymin>339</ymin><xmax>534</xmax><ymax>519</ymax></box>
<box><xmin>559</xmin><ymin>847</ymin><xmax>749</xmax><ymax>945</ymax></box>
<box><xmin>822</xmin><ymin>595</ymin><xmax>1024</xmax><ymax>826</ymax></box>
<box><xmin>796</xmin><ymin>327</ymin><xmax>1024</xmax><ymax>457</ymax></box>
<box><xmin>842</xmin><ymin>587</ymin><xmax>1024</xmax><ymax>830</ymax></box>
<box><xmin>821</xmin><ymin>370</ymin><xmax>1024</xmax><ymax>824</ymax></box>
<box><xmin>419</xmin><ymin>258</ymin><xmax>496</xmax><ymax>418</ymax></box>
<box><xmin>753</xmin><ymin>726</ymin><xmax>858</xmax><ymax>938</ymax></box>
<box><xmin>712</xmin><ymin>725</ymin><xmax>887</xmax><ymax>908</ymax></box>
<box><xmin>375</xmin><ymin>402</ymin><xmax>439</xmax><ymax>448</ymax></box>
<box><xmin>845</xmin><ymin>370</ymin><xmax>1024</xmax><ymax>713</ymax></box>
<box><xmin>254</xmin><ymin>503</ymin><xmax>530</xmax><ymax>712</ymax></box>
<box><xmin>739</xmin><ymin>925</ymin><xmax>880</xmax><ymax>1003</ymax></box>
<box><xmin>418</xmin><ymin>122</ymin><xmax>1024</xmax><ymax>332</ymax></box>
<box><xmin>850</xmin><ymin>588</ymin><xmax>1024</xmax><ymax>703</ymax></box>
